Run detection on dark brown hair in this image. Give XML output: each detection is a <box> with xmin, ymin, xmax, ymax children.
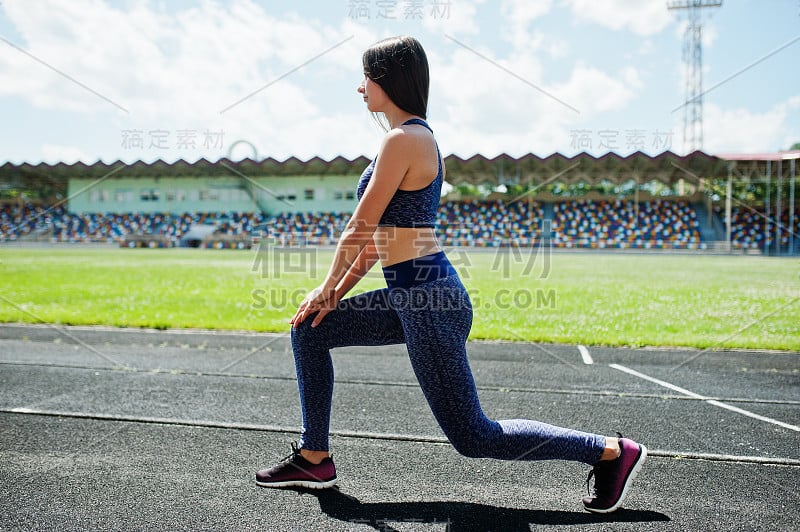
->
<box><xmin>362</xmin><ymin>36</ymin><xmax>430</xmax><ymax>119</ymax></box>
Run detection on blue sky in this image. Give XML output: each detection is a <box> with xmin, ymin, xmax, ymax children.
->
<box><xmin>0</xmin><ymin>0</ymin><xmax>798</xmax><ymax>165</ymax></box>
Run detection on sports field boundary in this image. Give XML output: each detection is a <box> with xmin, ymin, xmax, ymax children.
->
<box><xmin>2</xmin><ymin>358</ymin><xmax>798</xmax><ymax>408</ymax></box>
<box><xmin>4</xmin><ymin>408</ymin><xmax>798</xmax><ymax>467</ymax></box>
<box><xmin>2</xmin><ymin>322</ymin><xmax>798</xmax><ymax>355</ymax></box>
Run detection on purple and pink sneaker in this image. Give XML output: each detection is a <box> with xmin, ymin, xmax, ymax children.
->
<box><xmin>582</xmin><ymin>434</ymin><xmax>647</xmax><ymax>513</ymax></box>
<box><xmin>255</xmin><ymin>442</ymin><xmax>338</xmax><ymax>489</ymax></box>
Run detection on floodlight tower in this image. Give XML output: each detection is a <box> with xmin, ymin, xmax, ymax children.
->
<box><xmin>668</xmin><ymin>0</ymin><xmax>722</xmax><ymax>153</ymax></box>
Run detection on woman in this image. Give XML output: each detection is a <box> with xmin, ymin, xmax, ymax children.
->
<box><xmin>255</xmin><ymin>36</ymin><xmax>646</xmax><ymax>514</ymax></box>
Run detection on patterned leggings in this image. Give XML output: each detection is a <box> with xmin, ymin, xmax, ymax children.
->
<box><xmin>291</xmin><ymin>266</ymin><xmax>606</xmax><ymax>465</ymax></box>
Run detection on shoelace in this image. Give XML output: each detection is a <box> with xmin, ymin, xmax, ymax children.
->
<box><xmin>585</xmin><ymin>462</ymin><xmax>611</xmax><ymax>496</ymax></box>
<box><xmin>278</xmin><ymin>441</ymin><xmax>303</xmax><ymax>464</ymax></box>
<box><xmin>586</xmin><ymin>432</ymin><xmax>624</xmax><ymax>497</ymax></box>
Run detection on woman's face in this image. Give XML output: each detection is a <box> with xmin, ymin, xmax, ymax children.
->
<box><xmin>358</xmin><ymin>74</ymin><xmax>389</xmax><ymax>113</ymax></box>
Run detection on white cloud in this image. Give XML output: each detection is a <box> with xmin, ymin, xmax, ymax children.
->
<box><xmin>702</xmin><ymin>23</ymin><xmax>719</xmax><ymax>47</ymax></box>
<box><xmin>422</xmin><ymin>0</ymin><xmax>484</xmax><ymax>35</ymax></box>
<box><xmin>430</xmin><ymin>43</ymin><xmax>641</xmax><ymax>157</ymax></box>
<box><xmin>565</xmin><ymin>0</ymin><xmax>673</xmax><ymax>36</ymax></box>
<box><xmin>703</xmin><ymin>97</ymin><xmax>800</xmax><ymax>154</ymax></box>
<box><xmin>41</xmin><ymin>144</ymin><xmax>93</xmax><ymax>164</ymax></box>
<box><xmin>545</xmin><ymin>39</ymin><xmax>570</xmax><ymax>60</ymax></box>
<box><xmin>503</xmin><ymin>0</ymin><xmax>553</xmax><ymax>21</ymax></box>
<box><xmin>0</xmin><ymin>0</ymin><xmax>381</xmax><ymax>161</ymax></box>
<box><xmin>554</xmin><ymin>64</ymin><xmax>642</xmax><ymax>116</ymax></box>
<box><xmin>3</xmin><ymin>0</ymin><xmax>792</xmax><ymax>167</ymax></box>
<box><xmin>501</xmin><ymin>0</ymin><xmax>554</xmax><ymax>49</ymax></box>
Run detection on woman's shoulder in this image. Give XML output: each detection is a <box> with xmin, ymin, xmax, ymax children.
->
<box><xmin>378</xmin><ymin>126</ymin><xmax>420</xmax><ymax>154</ymax></box>
<box><xmin>383</xmin><ymin>122</ymin><xmax>434</xmax><ymax>150</ymax></box>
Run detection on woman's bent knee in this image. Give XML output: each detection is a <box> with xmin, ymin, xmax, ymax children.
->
<box><xmin>441</xmin><ymin>418</ymin><xmax>501</xmax><ymax>458</ymax></box>
<box><xmin>449</xmin><ymin>436</ymin><xmax>486</xmax><ymax>458</ymax></box>
<box><xmin>290</xmin><ymin>316</ymin><xmax>323</xmax><ymax>350</ymax></box>
<box><xmin>445</xmin><ymin>425</ymin><xmax>495</xmax><ymax>458</ymax></box>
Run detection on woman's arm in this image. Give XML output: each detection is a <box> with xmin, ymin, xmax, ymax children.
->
<box><xmin>334</xmin><ymin>239</ymin><xmax>380</xmax><ymax>300</ymax></box>
<box><xmin>318</xmin><ymin>130</ymin><xmax>413</xmax><ymax>295</ymax></box>
<box><xmin>290</xmin><ymin>240</ymin><xmax>379</xmax><ymax>329</ymax></box>
<box><xmin>291</xmin><ymin>130</ymin><xmax>412</xmax><ymax>326</ymax></box>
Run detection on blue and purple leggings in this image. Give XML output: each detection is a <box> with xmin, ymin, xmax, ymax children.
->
<box><xmin>290</xmin><ymin>251</ymin><xmax>606</xmax><ymax>464</ymax></box>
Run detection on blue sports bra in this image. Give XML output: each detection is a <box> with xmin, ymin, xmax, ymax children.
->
<box><xmin>356</xmin><ymin>118</ymin><xmax>442</xmax><ymax>228</ymax></box>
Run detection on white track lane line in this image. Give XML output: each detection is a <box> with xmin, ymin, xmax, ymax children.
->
<box><xmin>610</xmin><ymin>363</ymin><xmax>800</xmax><ymax>432</ymax></box>
<box><xmin>6</xmin><ymin>406</ymin><xmax>800</xmax><ymax>466</ymax></box>
<box><xmin>578</xmin><ymin>345</ymin><xmax>593</xmax><ymax>365</ymax></box>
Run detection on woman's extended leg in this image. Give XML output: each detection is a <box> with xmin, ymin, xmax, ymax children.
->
<box><xmin>391</xmin><ymin>276</ymin><xmax>606</xmax><ymax>464</ymax></box>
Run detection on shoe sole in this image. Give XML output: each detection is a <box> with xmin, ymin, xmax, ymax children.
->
<box><xmin>255</xmin><ymin>477</ymin><xmax>338</xmax><ymax>489</ymax></box>
<box><xmin>584</xmin><ymin>444</ymin><xmax>648</xmax><ymax>514</ymax></box>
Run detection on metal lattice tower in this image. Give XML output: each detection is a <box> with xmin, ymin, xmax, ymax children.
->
<box><xmin>668</xmin><ymin>0</ymin><xmax>722</xmax><ymax>153</ymax></box>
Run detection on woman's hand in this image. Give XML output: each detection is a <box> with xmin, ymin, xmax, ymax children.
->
<box><xmin>290</xmin><ymin>285</ymin><xmax>340</xmax><ymax>328</ymax></box>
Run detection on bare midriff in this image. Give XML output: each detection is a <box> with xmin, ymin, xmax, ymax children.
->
<box><xmin>374</xmin><ymin>226</ymin><xmax>442</xmax><ymax>267</ymax></box>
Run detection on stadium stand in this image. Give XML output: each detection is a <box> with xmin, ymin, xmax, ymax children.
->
<box><xmin>268</xmin><ymin>212</ymin><xmax>346</xmax><ymax>246</ymax></box>
<box><xmin>0</xmin><ymin>203</ymin><xmax>65</xmax><ymax>241</ymax></box>
<box><xmin>0</xmin><ymin>200</ymin><xmax>725</xmax><ymax>250</ymax></box>
<box><xmin>552</xmin><ymin>199</ymin><xmax>705</xmax><ymax>249</ymax></box>
<box><xmin>714</xmin><ymin>205</ymin><xmax>800</xmax><ymax>250</ymax></box>
<box><xmin>438</xmin><ymin>200</ymin><xmax>544</xmax><ymax>247</ymax></box>
<box><xmin>3</xmin><ymin>149</ymin><xmax>797</xmax><ymax>253</ymax></box>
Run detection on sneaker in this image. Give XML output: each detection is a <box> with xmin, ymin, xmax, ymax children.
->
<box><xmin>255</xmin><ymin>442</ymin><xmax>338</xmax><ymax>489</ymax></box>
<box><xmin>582</xmin><ymin>434</ymin><xmax>647</xmax><ymax>514</ymax></box>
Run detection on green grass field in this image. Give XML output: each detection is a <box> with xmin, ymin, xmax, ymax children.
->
<box><xmin>1</xmin><ymin>246</ymin><xmax>798</xmax><ymax>351</ymax></box>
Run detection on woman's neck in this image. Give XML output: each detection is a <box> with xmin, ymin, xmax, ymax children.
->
<box><xmin>384</xmin><ymin>108</ymin><xmax>419</xmax><ymax>129</ymax></box>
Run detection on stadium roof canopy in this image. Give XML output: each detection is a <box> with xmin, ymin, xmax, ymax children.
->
<box><xmin>1</xmin><ymin>150</ymin><xmax>798</xmax><ymax>192</ymax></box>
<box><xmin>444</xmin><ymin>150</ymin><xmax>728</xmax><ymax>186</ymax></box>
<box><xmin>715</xmin><ymin>150</ymin><xmax>800</xmax><ymax>181</ymax></box>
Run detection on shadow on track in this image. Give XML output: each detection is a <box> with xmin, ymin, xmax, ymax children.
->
<box><xmin>287</xmin><ymin>487</ymin><xmax>670</xmax><ymax>531</ymax></box>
